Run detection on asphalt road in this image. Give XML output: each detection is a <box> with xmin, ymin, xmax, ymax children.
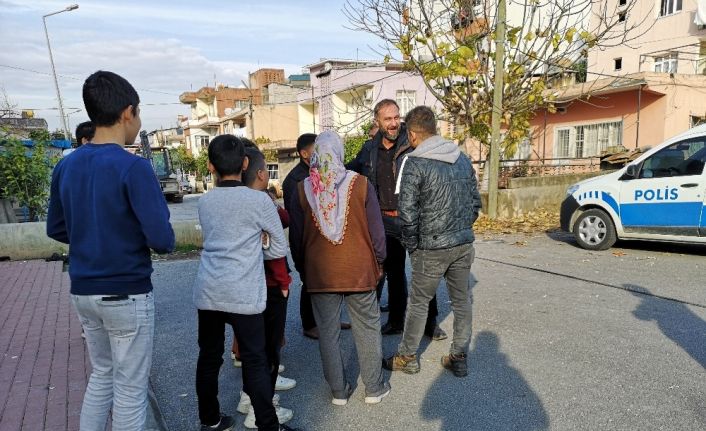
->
<box><xmin>149</xmin><ymin>232</ymin><xmax>705</xmax><ymax>431</ymax></box>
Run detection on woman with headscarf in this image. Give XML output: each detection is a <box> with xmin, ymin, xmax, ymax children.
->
<box><xmin>289</xmin><ymin>130</ymin><xmax>391</xmax><ymax>406</ymax></box>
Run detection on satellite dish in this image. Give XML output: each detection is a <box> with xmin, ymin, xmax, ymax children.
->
<box><xmin>323</xmin><ymin>62</ymin><xmax>332</xmax><ymax>73</ymax></box>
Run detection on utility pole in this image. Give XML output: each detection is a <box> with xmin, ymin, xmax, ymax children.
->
<box><xmin>487</xmin><ymin>0</ymin><xmax>506</xmax><ymax>219</ymax></box>
<box><xmin>241</xmin><ymin>78</ymin><xmax>255</xmax><ymax>140</ymax></box>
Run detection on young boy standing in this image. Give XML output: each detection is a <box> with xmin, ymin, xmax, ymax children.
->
<box><xmin>235</xmin><ymin>147</ymin><xmax>297</xmax><ymax>428</ymax></box>
<box><xmin>47</xmin><ymin>70</ymin><xmax>175</xmax><ymax>430</ymax></box>
<box><xmin>193</xmin><ymin>135</ymin><xmax>291</xmax><ymax>431</ymax></box>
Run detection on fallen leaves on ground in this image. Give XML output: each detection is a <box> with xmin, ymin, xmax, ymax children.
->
<box><xmin>612</xmin><ymin>251</ymin><xmax>627</xmax><ymax>257</ymax></box>
<box><xmin>474</xmin><ymin>208</ymin><xmax>560</xmax><ymax>234</ymax></box>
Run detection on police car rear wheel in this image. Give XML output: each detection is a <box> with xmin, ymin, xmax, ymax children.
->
<box><xmin>573</xmin><ymin>209</ymin><xmax>617</xmax><ymax>251</ymax></box>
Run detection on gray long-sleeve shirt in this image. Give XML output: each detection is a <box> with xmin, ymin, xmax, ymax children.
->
<box><xmin>193</xmin><ymin>182</ymin><xmax>287</xmax><ymax>315</ymax></box>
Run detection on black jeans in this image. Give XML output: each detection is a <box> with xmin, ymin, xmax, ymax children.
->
<box><xmin>381</xmin><ymin>215</ymin><xmax>438</xmax><ymax>329</ymax></box>
<box><xmin>300</xmin><ymin>282</ymin><xmax>317</xmax><ymax>331</ymax></box>
<box><xmin>264</xmin><ymin>288</ymin><xmax>288</xmax><ymax>392</ymax></box>
<box><xmin>196</xmin><ymin>310</ymin><xmax>279</xmax><ymax>431</ymax></box>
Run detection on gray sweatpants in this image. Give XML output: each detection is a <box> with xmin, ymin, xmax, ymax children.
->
<box><xmin>398</xmin><ymin>243</ymin><xmax>475</xmax><ymax>357</ymax></box>
<box><xmin>310</xmin><ymin>290</ymin><xmax>387</xmax><ymax>398</ymax></box>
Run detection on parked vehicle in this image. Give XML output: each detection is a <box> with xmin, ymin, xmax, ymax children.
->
<box><xmin>561</xmin><ymin>124</ymin><xmax>706</xmax><ymax>250</ymax></box>
<box><xmin>125</xmin><ymin>131</ymin><xmax>184</xmax><ymax>203</ymax></box>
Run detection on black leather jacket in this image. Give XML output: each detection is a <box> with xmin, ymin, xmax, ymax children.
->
<box><xmin>397</xmin><ymin>139</ymin><xmax>482</xmax><ymax>253</ymax></box>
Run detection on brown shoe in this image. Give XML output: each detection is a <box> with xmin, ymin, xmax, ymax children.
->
<box><xmin>340</xmin><ymin>322</ymin><xmax>352</xmax><ymax>330</ymax></box>
<box><xmin>441</xmin><ymin>353</ymin><xmax>468</xmax><ymax>377</ymax></box>
<box><xmin>382</xmin><ymin>353</ymin><xmax>420</xmax><ymax>374</ymax></box>
<box><xmin>303</xmin><ymin>327</ymin><xmax>319</xmax><ymax>340</ymax></box>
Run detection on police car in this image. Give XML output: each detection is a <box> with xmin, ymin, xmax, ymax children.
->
<box><xmin>560</xmin><ymin>124</ymin><xmax>706</xmax><ymax>250</ymax></box>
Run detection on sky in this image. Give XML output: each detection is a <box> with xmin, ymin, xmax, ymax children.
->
<box><xmin>0</xmin><ymin>0</ymin><xmax>382</xmax><ymax>134</ymax></box>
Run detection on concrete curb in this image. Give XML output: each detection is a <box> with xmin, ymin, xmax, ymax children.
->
<box><xmin>0</xmin><ymin>219</ymin><xmax>203</xmax><ymax>261</ymax></box>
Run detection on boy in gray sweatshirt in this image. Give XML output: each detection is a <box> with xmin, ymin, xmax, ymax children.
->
<box><xmin>193</xmin><ymin>135</ymin><xmax>288</xmax><ymax>431</ymax></box>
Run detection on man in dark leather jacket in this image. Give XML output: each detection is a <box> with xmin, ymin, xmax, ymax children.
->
<box><xmin>347</xmin><ymin>99</ymin><xmax>445</xmax><ymax>340</ymax></box>
<box><xmin>383</xmin><ymin>105</ymin><xmax>481</xmax><ymax>378</ymax></box>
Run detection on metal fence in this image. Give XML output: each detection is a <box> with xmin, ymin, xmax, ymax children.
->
<box><xmin>473</xmin><ymin>157</ymin><xmax>602</xmax><ymax>188</ymax></box>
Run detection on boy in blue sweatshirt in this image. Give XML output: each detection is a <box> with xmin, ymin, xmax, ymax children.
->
<box><xmin>47</xmin><ymin>70</ymin><xmax>174</xmax><ymax>431</ymax></box>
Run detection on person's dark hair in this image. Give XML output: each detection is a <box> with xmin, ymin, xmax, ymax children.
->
<box><xmin>242</xmin><ymin>147</ymin><xmax>266</xmax><ymax>187</ymax></box>
<box><xmin>82</xmin><ymin>71</ymin><xmax>140</xmax><ymax>127</ymax></box>
<box><xmin>208</xmin><ymin>134</ymin><xmax>246</xmax><ymax>177</ymax></box>
<box><xmin>74</xmin><ymin>121</ymin><xmax>95</xmax><ymax>147</ymax></box>
<box><xmin>373</xmin><ymin>99</ymin><xmax>399</xmax><ymax>119</ymax></box>
<box><xmin>240</xmin><ymin>137</ymin><xmax>258</xmax><ymax>149</ymax></box>
<box><xmin>404</xmin><ymin>106</ymin><xmax>437</xmax><ymax>136</ymax></box>
<box><xmin>296</xmin><ymin>133</ymin><xmax>316</xmax><ymax>153</ymax></box>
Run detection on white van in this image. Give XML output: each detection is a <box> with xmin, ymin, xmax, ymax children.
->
<box><xmin>560</xmin><ymin>124</ymin><xmax>706</xmax><ymax>250</ymax></box>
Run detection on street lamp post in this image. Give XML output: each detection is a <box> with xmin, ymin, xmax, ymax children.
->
<box><xmin>42</xmin><ymin>4</ymin><xmax>78</xmax><ymax>141</ymax></box>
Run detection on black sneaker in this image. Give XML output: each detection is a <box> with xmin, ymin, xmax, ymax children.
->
<box><xmin>200</xmin><ymin>414</ymin><xmax>234</xmax><ymax>431</ymax></box>
<box><xmin>441</xmin><ymin>353</ymin><xmax>468</xmax><ymax>377</ymax></box>
<box><xmin>380</xmin><ymin>322</ymin><xmax>403</xmax><ymax>335</ymax></box>
<box><xmin>280</xmin><ymin>425</ymin><xmax>304</xmax><ymax>431</ymax></box>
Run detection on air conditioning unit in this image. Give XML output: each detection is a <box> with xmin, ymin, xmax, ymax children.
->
<box><xmin>557</xmin><ymin>106</ymin><xmax>568</xmax><ymax>114</ymax></box>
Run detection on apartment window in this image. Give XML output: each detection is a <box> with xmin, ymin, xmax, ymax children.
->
<box><xmin>659</xmin><ymin>0</ymin><xmax>682</xmax><ymax>17</ymax></box>
<box><xmin>554</xmin><ymin>121</ymin><xmax>623</xmax><ymax>158</ymax></box>
<box><xmin>267</xmin><ymin>164</ymin><xmax>279</xmax><ymax>180</ymax></box>
<box><xmin>654</xmin><ymin>53</ymin><xmax>678</xmax><ymax>73</ymax></box>
<box><xmin>690</xmin><ymin>115</ymin><xmax>706</xmax><ymax>128</ymax></box>
<box><xmin>614</xmin><ymin>58</ymin><xmax>622</xmax><ymax>71</ymax></box>
<box><xmin>618</xmin><ymin>11</ymin><xmax>627</xmax><ymax>22</ymax></box>
<box><xmin>196</xmin><ymin>135</ymin><xmax>209</xmax><ymax>148</ymax></box>
<box><xmin>396</xmin><ymin>90</ymin><xmax>416</xmax><ymax>117</ymax></box>
<box><xmin>619</xmin><ymin>0</ymin><xmax>627</xmax><ymax>5</ymax></box>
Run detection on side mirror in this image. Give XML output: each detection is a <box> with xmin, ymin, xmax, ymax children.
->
<box><xmin>624</xmin><ymin>164</ymin><xmax>638</xmax><ymax>179</ymax></box>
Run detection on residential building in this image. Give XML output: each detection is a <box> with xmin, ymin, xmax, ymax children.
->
<box><xmin>588</xmin><ymin>0</ymin><xmax>706</xmax><ymax>79</ymax></box>
<box><xmin>529</xmin><ymin>72</ymin><xmax>706</xmax><ymax>161</ymax></box>
<box><xmin>297</xmin><ymin>59</ymin><xmax>439</xmax><ymax>136</ymax></box>
<box><xmin>146</xmin><ymin>127</ymin><xmax>185</xmax><ymax>148</ymax></box>
<box><xmin>525</xmin><ymin>0</ymin><xmax>706</xmax><ymax>166</ymax></box>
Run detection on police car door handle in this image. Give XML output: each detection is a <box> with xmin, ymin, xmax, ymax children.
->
<box><xmin>679</xmin><ymin>183</ymin><xmax>698</xmax><ymax>188</ymax></box>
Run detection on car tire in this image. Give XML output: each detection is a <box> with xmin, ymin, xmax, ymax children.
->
<box><xmin>172</xmin><ymin>195</ymin><xmax>184</xmax><ymax>203</ymax></box>
<box><xmin>572</xmin><ymin>208</ymin><xmax>617</xmax><ymax>251</ymax></box>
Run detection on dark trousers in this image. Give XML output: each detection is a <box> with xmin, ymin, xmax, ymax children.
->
<box><xmin>264</xmin><ymin>289</ymin><xmax>288</xmax><ymax>392</ymax></box>
<box><xmin>380</xmin><ymin>215</ymin><xmax>438</xmax><ymax>329</ymax></box>
<box><xmin>300</xmin><ymin>283</ymin><xmax>317</xmax><ymax>330</ymax></box>
<box><xmin>196</xmin><ymin>310</ymin><xmax>279</xmax><ymax>431</ymax></box>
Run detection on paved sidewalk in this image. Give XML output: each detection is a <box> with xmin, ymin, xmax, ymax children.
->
<box><xmin>0</xmin><ymin>260</ymin><xmax>165</xmax><ymax>431</ymax></box>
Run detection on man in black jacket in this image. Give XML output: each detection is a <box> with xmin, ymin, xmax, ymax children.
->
<box><xmin>383</xmin><ymin>106</ymin><xmax>481</xmax><ymax>378</ymax></box>
<box><xmin>347</xmin><ymin>99</ymin><xmax>445</xmax><ymax>340</ymax></box>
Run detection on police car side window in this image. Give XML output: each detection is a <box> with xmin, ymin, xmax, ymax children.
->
<box><xmin>640</xmin><ymin>139</ymin><xmax>706</xmax><ymax>179</ymax></box>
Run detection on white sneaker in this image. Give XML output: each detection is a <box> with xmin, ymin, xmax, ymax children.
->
<box><xmin>230</xmin><ymin>352</ymin><xmax>242</xmax><ymax>368</ymax></box>
<box><xmin>331</xmin><ymin>396</ymin><xmax>348</xmax><ymax>406</ymax></box>
<box><xmin>237</xmin><ymin>391</ymin><xmax>280</xmax><ymax>414</ymax></box>
<box><xmin>275</xmin><ymin>375</ymin><xmax>296</xmax><ymax>391</ymax></box>
<box><xmin>243</xmin><ymin>404</ymin><xmax>293</xmax><ymax>429</ymax></box>
<box><xmin>278</xmin><ymin>364</ymin><xmax>285</xmax><ymax>373</ymax></box>
<box><xmin>364</xmin><ymin>385</ymin><xmax>391</xmax><ymax>404</ymax></box>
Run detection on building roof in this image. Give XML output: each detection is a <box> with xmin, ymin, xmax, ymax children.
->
<box><xmin>0</xmin><ymin>117</ymin><xmax>48</xmax><ymax>130</ymax></box>
<box><xmin>288</xmin><ymin>74</ymin><xmax>310</xmax><ymax>82</ymax></box>
<box><xmin>544</xmin><ymin>72</ymin><xmax>691</xmax><ymax>103</ymax></box>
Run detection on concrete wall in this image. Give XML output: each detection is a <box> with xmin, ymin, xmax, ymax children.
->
<box><xmin>481</xmin><ymin>171</ymin><xmax>607</xmax><ymax>218</ymax></box>
<box><xmin>0</xmin><ymin>220</ymin><xmax>203</xmax><ymax>261</ymax></box>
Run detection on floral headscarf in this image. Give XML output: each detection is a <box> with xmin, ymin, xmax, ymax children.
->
<box><xmin>303</xmin><ymin>130</ymin><xmax>357</xmax><ymax>244</ymax></box>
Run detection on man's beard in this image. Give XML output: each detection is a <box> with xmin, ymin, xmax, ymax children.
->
<box><xmin>383</xmin><ymin>129</ymin><xmax>399</xmax><ymax>141</ymax></box>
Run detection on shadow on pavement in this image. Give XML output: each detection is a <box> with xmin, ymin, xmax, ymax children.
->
<box><xmin>421</xmin><ymin>331</ymin><xmax>549</xmax><ymax>430</ymax></box>
<box><xmin>546</xmin><ymin>230</ymin><xmax>706</xmax><ymax>256</ymax></box>
<box><xmin>628</xmin><ymin>284</ymin><xmax>706</xmax><ymax>368</ymax></box>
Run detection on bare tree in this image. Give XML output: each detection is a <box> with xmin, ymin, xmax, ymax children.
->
<box><xmin>344</xmin><ymin>0</ymin><xmax>651</xmax><ymax>157</ymax></box>
<box><xmin>0</xmin><ymin>85</ymin><xmax>19</xmax><ymax>119</ymax></box>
